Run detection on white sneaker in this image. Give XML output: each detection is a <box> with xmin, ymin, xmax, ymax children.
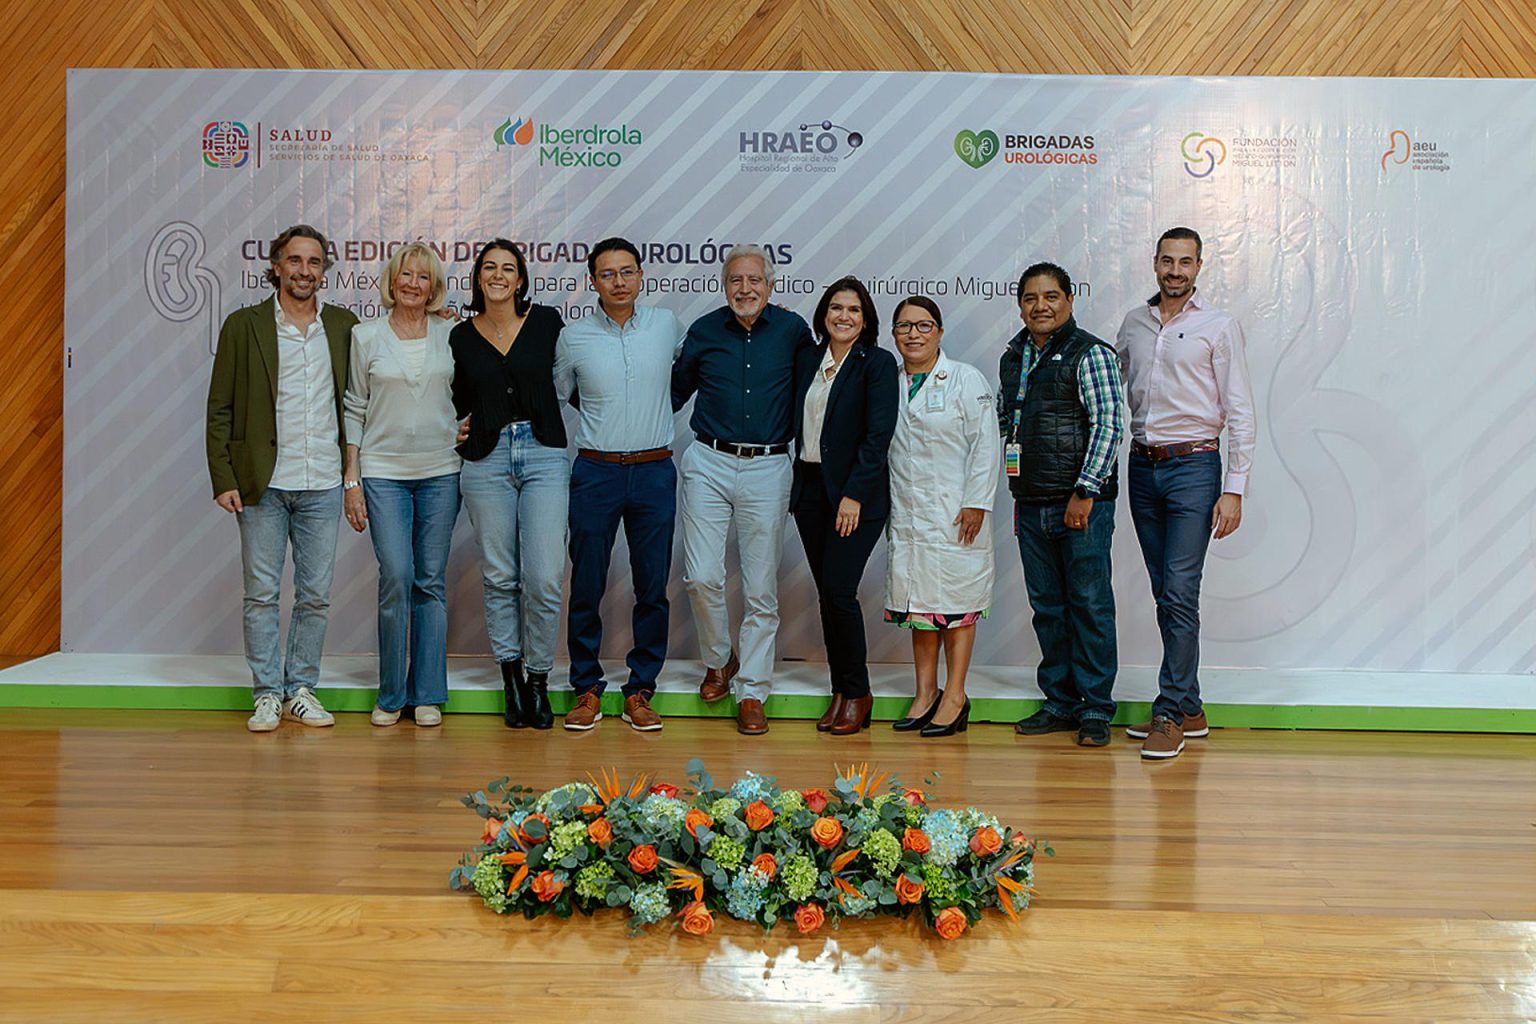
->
<box><xmin>247</xmin><ymin>694</ymin><xmax>282</xmax><ymax>733</ymax></box>
<box><xmin>371</xmin><ymin>705</ymin><xmax>401</xmax><ymax>727</ymax></box>
<box><xmin>282</xmin><ymin>687</ymin><xmax>335</xmax><ymax>727</ymax></box>
<box><xmin>414</xmin><ymin>705</ymin><xmax>442</xmax><ymax>727</ymax></box>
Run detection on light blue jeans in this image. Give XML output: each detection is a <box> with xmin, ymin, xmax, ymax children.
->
<box><xmin>237</xmin><ymin>485</ymin><xmax>342</xmax><ymax>700</ymax></box>
<box><xmin>680</xmin><ymin>443</ymin><xmax>791</xmax><ymax>703</ymax></box>
<box><xmin>362</xmin><ymin>473</ymin><xmax>461</xmax><ymax>711</ymax></box>
<box><xmin>459</xmin><ymin>422</ymin><xmax>569</xmax><ymax>671</ymax></box>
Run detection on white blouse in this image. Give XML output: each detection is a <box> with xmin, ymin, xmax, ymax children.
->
<box><xmin>343</xmin><ymin>317</ymin><xmax>461</xmax><ymax>480</ymax></box>
<box><xmin>800</xmin><ymin>348</ymin><xmax>844</xmax><ymax>465</ymax></box>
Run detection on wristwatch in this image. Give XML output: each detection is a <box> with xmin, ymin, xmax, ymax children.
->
<box><xmin>1073</xmin><ymin>485</ymin><xmax>1096</xmax><ymax>500</ymax></box>
<box><xmin>343</xmin><ymin>479</ymin><xmax>361</xmax><ymax>491</ymax></box>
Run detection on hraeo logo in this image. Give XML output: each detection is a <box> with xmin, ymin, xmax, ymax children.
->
<box><xmin>954</xmin><ymin>129</ymin><xmax>999</xmax><ymax>168</ymax></box>
<box><xmin>1381</xmin><ymin>129</ymin><xmax>1449</xmax><ymax>173</ymax></box>
<box><xmin>738</xmin><ymin>119</ymin><xmax>864</xmax><ymax>174</ymax></box>
<box><xmin>145</xmin><ymin>222</ymin><xmax>222</xmax><ymax>356</ymax></box>
<box><xmin>1181</xmin><ymin>132</ymin><xmax>1227</xmax><ymax>178</ymax></box>
<box><xmin>494</xmin><ymin>116</ymin><xmax>535</xmax><ymax>147</ymax></box>
<box><xmin>495</xmin><ymin>114</ymin><xmax>643</xmax><ymax>168</ymax></box>
<box><xmin>202</xmin><ymin>120</ymin><xmax>250</xmax><ymax>169</ymax></box>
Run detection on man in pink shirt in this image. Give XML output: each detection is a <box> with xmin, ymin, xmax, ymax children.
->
<box><xmin>1115</xmin><ymin>228</ymin><xmax>1256</xmax><ymax>761</ymax></box>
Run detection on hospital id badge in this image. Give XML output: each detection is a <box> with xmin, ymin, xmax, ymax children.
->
<box><xmin>926</xmin><ymin>386</ymin><xmax>946</xmax><ymax>412</ymax></box>
<box><xmin>1005</xmin><ymin>443</ymin><xmax>1021</xmax><ymax>477</ymax></box>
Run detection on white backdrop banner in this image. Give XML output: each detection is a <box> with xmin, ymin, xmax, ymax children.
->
<box><xmin>63</xmin><ymin>69</ymin><xmax>1536</xmax><ymax>680</ymax></box>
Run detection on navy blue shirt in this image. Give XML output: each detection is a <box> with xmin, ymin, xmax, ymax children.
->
<box><xmin>672</xmin><ymin>304</ymin><xmax>814</xmax><ymax>445</ymax></box>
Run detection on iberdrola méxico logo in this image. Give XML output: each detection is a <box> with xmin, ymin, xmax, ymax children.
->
<box><xmin>494</xmin><ymin>117</ymin><xmax>535</xmax><ymax>147</ymax></box>
<box><xmin>954</xmin><ymin>129</ymin><xmax>1000</xmax><ymax>168</ymax></box>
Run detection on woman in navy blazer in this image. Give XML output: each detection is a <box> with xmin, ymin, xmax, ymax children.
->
<box><xmin>791</xmin><ymin>276</ymin><xmax>900</xmax><ymax>734</ymax></box>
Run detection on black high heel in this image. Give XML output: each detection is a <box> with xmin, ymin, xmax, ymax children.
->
<box><xmin>500</xmin><ymin>660</ymin><xmax>527</xmax><ymax>729</ymax></box>
<box><xmin>920</xmin><ymin>698</ymin><xmax>970</xmax><ymax>738</ymax></box>
<box><xmin>892</xmin><ymin>689</ymin><xmax>944</xmax><ymax>732</ymax></box>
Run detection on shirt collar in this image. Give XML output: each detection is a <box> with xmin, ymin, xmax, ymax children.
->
<box><xmin>723</xmin><ymin>302</ymin><xmax>775</xmax><ymax>332</ymax></box>
<box><xmin>1144</xmin><ymin>289</ymin><xmax>1204</xmax><ymax>316</ymax></box>
<box><xmin>596</xmin><ymin>303</ymin><xmax>647</xmax><ymax>334</ymax></box>
<box><xmin>274</xmin><ymin>295</ymin><xmax>325</xmax><ymax>331</ymax></box>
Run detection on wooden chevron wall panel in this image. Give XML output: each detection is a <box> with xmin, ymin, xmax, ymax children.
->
<box><xmin>0</xmin><ymin>0</ymin><xmax>1529</xmax><ymax>654</ymax></box>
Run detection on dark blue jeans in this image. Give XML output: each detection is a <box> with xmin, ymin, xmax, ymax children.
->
<box><xmin>566</xmin><ymin>455</ymin><xmax>677</xmax><ymax>697</ymax></box>
<box><xmin>1127</xmin><ymin>451</ymin><xmax>1222</xmax><ymax>721</ymax></box>
<box><xmin>1015</xmin><ymin>499</ymin><xmax>1117</xmax><ymax>723</ymax></box>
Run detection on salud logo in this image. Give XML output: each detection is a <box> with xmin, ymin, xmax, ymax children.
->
<box><xmin>494</xmin><ymin>116</ymin><xmax>535</xmax><ymax>147</ymax></box>
<box><xmin>954</xmin><ymin>129</ymin><xmax>999</xmax><ymax>168</ymax></box>
<box><xmin>201</xmin><ymin>120</ymin><xmax>250</xmax><ymax>168</ymax></box>
<box><xmin>1181</xmin><ymin>131</ymin><xmax>1227</xmax><ymax>178</ymax></box>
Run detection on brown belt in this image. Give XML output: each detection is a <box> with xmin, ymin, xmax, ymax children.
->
<box><xmin>1132</xmin><ymin>438</ymin><xmax>1220</xmax><ymax>462</ymax></box>
<box><xmin>577</xmin><ymin>447</ymin><xmax>672</xmax><ymax>465</ymax></box>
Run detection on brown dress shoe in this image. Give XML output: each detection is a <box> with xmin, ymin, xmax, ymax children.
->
<box><xmin>1140</xmin><ymin>716</ymin><xmax>1185</xmax><ymax>760</ymax></box>
<box><xmin>829</xmin><ymin>694</ymin><xmax>874</xmax><ymax>736</ymax></box>
<box><xmin>622</xmin><ymin>693</ymin><xmax>663</xmax><ymax>732</ymax></box>
<box><xmin>736</xmin><ymin>697</ymin><xmax>768</xmax><ymax>735</ymax></box>
<box><xmin>817</xmin><ymin>694</ymin><xmax>846</xmax><ymax>732</ymax></box>
<box><xmin>564</xmin><ymin>692</ymin><xmax>603</xmax><ymax>731</ymax></box>
<box><xmin>1127</xmin><ymin>711</ymin><xmax>1209</xmax><ymax>740</ymax></box>
<box><xmin>699</xmin><ymin>651</ymin><xmax>739</xmax><ymax>703</ymax></box>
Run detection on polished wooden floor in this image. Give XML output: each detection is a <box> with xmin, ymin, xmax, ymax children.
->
<box><xmin>1</xmin><ymin>708</ymin><xmax>1533</xmax><ymax>1022</ymax></box>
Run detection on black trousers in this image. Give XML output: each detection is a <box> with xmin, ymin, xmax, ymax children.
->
<box><xmin>792</xmin><ymin>462</ymin><xmax>884</xmax><ymax>699</ymax></box>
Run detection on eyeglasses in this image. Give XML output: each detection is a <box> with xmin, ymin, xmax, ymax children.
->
<box><xmin>892</xmin><ymin>320</ymin><xmax>938</xmax><ymax>335</ymax></box>
<box><xmin>596</xmin><ymin>268</ymin><xmax>640</xmax><ymax>283</ymax></box>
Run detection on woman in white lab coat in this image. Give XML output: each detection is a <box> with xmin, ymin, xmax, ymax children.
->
<box><xmin>883</xmin><ymin>296</ymin><xmax>1000</xmax><ymax>737</ymax></box>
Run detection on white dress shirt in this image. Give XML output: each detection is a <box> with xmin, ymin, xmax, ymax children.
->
<box><xmin>799</xmin><ymin>348</ymin><xmax>844</xmax><ymax>464</ymax></box>
<box><xmin>269</xmin><ymin>300</ymin><xmax>343</xmax><ymax>491</ymax></box>
<box><xmin>1116</xmin><ymin>291</ymin><xmax>1256</xmax><ymax>495</ymax></box>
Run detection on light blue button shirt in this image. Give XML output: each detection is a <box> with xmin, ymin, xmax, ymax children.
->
<box><xmin>553</xmin><ymin>304</ymin><xmax>686</xmax><ymax>452</ymax></box>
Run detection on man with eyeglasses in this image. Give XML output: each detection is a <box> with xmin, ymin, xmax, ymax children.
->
<box><xmin>553</xmin><ymin>237</ymin><xmax>686</xmax><ymax>732</ymax></box>
<box><xmin>672</xmin><ymin>244</ymin><xmax>814</xmax><ymax>735</ymax></box>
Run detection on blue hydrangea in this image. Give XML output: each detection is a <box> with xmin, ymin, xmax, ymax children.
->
<box><xmin>725</xmin><ymin>865</ymin><xmax>771</xmax><ymax>921</ymax></box>
<box><xmin>852</xmin><ymin>806</ymin><xmax>882</xmax><ymax>836</ymax></box>
<box><xmin>840</xmin><ymin>891</ymin><xmax>875</xmax><ymax>915</ymax></box>
<box><xmin>923</xmin><ymin>809</ymin><xmax>969</xmax><ymax>867</ymax></box>
<box><xmin>629</xmin><ymin>882</ymin><xmax>671</xmax><ymax>925</ymax></box>
<box><xmin>729</xmin><ymin>772</ymin><xmax>776</xmax><ymax>804</ymax></box>
<box><xmin>638</xmin><ymin>793</ymin><xmax>688</xmax><ymax>837</ymax></box>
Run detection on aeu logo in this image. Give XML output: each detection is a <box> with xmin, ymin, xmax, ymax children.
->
<box><xmin>954</xmin><ymin>129</ymin><xmax>999</xmax><ymax>168</ymax></box>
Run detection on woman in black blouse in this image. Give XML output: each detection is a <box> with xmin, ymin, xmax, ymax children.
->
<box><xmin>451</xmin><ymin>239</ymin><xmax>568</xmax><ymax>730</ymax></box>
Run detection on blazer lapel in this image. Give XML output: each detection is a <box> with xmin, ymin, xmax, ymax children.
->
<box><xmin>255</xmin><ymin>296</ymin><xmax>279</xmax><ymax>404</ymax></box>
<box><xmin>825</xmin><ymin>345</ymin><xmax>860</xmax><ymax>418</ymax></box>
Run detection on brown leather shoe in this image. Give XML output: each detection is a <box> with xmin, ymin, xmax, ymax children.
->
<box><xmin>1127</xmin><ymin>711</ymin><xmax>1209</xmax><ymax>740</ymax></box>
<box><xmin>830</xmin><ymin>694</ymin><xmax>874</xmax><ymax>736</ymax></box>
<box><xmin>1140</xmin><ymin>716</ymin><xmax>1185</xmax><ymax>760</ymax></box>
<box><xmin>816</xmin><ymin>694</ymin><xmax>846</xmax><ymax>732</ymax></box>
<box><xmin>564</xmin><ymin>692</ymin><xmax>603</xmax><ymax>731</ymax></box>
<box><xmin>699</xmin><ymin>651</ymin><xmax>739</xmax><ymax>703</ymax></box>
<box><xmin>736</xmin><ymin>697</ymin><xmax>768</xmax><ymax>735</ymax></box>
<box><xmin>622</xmin><ymin>693</ymin><xmax>663</xmax><ymax>732</ymax></box>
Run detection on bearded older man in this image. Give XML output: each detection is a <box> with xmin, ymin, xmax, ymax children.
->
<box><xmin>671</xmin><ymin>244</ymin><xmax>814</xmax><ymax>735</ymax></box>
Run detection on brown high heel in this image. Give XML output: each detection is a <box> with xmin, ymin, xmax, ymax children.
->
<box><xmin>830</xmin><ymin>694</ymin><xmax>874</xmax><ymax>735</ymax></box>
<box><xmin>817</xmin><ymin>693</ymin><xmax>846</xmax><ymax>732</ymax></box>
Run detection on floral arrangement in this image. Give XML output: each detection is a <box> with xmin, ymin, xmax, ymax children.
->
<box><xmin>451</xmin><ymin>760</ymin><xmax>1050</xmax><ymax>940</ymax></box>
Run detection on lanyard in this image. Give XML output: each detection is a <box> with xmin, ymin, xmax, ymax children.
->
<box><xmin>1008</xmin><ymin>344</ymin><xmax>1040</xmax><ymax>443</ymax></box>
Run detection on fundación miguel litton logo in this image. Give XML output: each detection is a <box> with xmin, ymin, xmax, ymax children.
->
<box><xmin>494</xmin><ymin>114</ymin><xmax>643</xmax><ymax>168</ymax></box>
<box><xmin>738</xmin><ymin>119</ymin><xmax>864</xmax><ymax>175</ymax></box>
<box><xmin>953</xmin><ymin>129</ymin><xmax>1097</xmax><ymax>169</ymax></box>
<box><xmin>1181</xmin><ymin>132</ymin><xmax>1227</xmax><ymax>178</ymax></box>
<box><xmin>1381</xmin><ymin>129</ymin><xmax>1451</xmax><ymax>174</ymax></box>
<box><xmin>202</xmin><ymin>120</ymin><xmax>250</xmax><ymax>169</ymax></box>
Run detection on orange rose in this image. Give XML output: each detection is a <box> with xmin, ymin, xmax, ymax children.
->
<box><xmin>902</xmin><ymin>788</ymin><xmax>926</xmax><ymax>806</ymax></box>
<box><xmin>628</xmin><ymin>844</ymin><xmax>659</xmax><ymax>874</ymax></box>
<box><xmin>650</xmin><ymin>783</ymin><xmax>679</xmax><ymax>798</ymax></box>
<box><xmin>794</xmin><ymin>903</ymin><xmax>826</xmax><ymax>935</ymax></box>
<box><xmin>529</xmin><ymin>870</ymin><xmax>564</xmax><ymax>903</ymax></box>
<box><xmin>518</xmin><ymin>813</ymin><xmax>552</xmax><ymax>846</ymax></box>
<box><xmin>481</xmin><ymin>817</ymin><xmax>504</xmax><ymax>845</ymax></box>
<box><xmin>685</xmin><ymin>808</ymin><xmax>714</xmax><ymax>839</ymax></box>
<box><xmin>968</xmin><ymin>826</ymin><xmax>1002</xmax><ymax>857</ymax></box>
<box><xmin>894</xmin><ymin>873</ymin><xmax>926</xmax><ymax>905</ymax></box>
<box><xmin>934</xmin><ymin>906</ymin><xmax>968</xmax><ymax>940</ymax></box>
<box><xmin>679</xmin><ymin>900</ymin><xmax>714</xmax><ymax>936</ymax></box>
<box><xmin>743</xmin><ymin>800</ymin><xmax>775</xmax><ymax>832</ymax></box>
<box><xmin>751</xmin><ymin>853</ymin><xmax>778</xmax><ymax>880</ymax></box>
<box><xmin>803</xmin><ymin>789</ymin><xmax>830</xmax><ymax>814</ymax></box>
<box><xmin>587</xmin><ymin>818</ymin><xmax>613</xmax><ymax>847</ymax></box>
<box><xmin>902</xmin><ymin>828</ymin><xmax>930</xmax><ymax>855</ymax></box>
<box><xmin>810</xmin><ymin>816</ymin><xmax>845</xmax><ymax>850</ymax></box>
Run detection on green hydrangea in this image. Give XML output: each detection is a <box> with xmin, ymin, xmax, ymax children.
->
<box><xmin>629</xmin><ymin>882</ymin><xmax>671</xmax><ymax>925</ymax></box>
<box><xmin>872</xmin><ymin>793</ymin><xmax>899</xmax><ymax>811</ymax></box>
<box><xmin>903</xmin><ymin>802</ymin><xmax>924</xmax><ymax>827</ymax></box>
<box><xmin>921</xmin><ymin>863</ymin><xmax>958</xmax><ymax>903</ymax></box>
<box><xmin>472</xmin><ymin>855</ymin><xmax>509</xmax><ymax>912</ymax></box>
<box><xmin>960</xmin><ymin>807</ymin><xmax>1001</xmax><ymax>833</ymax></box>
<box><xmin>708</xmin><ymin>835</ymin><xmax>746</xmax><ymax>870</ymax></box>
<box><xmin>549</xmin><ymin>820</ymin><xmax>591</xmax><ymax>861</ymax></box>
<box><xmin>783</xmin><ymin>853</ymin><xmax>818</xmax><ymax>902</ymax></box>
<box><xmin>864</xmin><ymin>828</ymin><xmax>901</xmax><ymax>879</ymax></box>
<box><xmin>709</xmin><ymin>797</ymin><xmax>743</xmax><ymax>820</ymax></box>
<box><xmin>535</xmin><ymin>781</ymin><xmax>597</xmax><ymax>819</ymax></box>
<box><xmin>774</xmin><ymin>790</ymin><xmax>805</xmax><ymax>814</ymax></box>
<box><xmin>575</xmin><ymin>861</ymin><xmax>614</xmax><ymax>900</ymax></box>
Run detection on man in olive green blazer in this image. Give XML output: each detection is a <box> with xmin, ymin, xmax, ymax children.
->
<box><xmin>206</xmin><ymin>225</ymin><xmax>358</xmax><ymax>732</ymax></box>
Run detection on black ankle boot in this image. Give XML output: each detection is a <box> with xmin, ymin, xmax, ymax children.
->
<box><xmin>525</xmin><ymin>670</ymin><xmax>554</xmax><ymax>730</ymax></box>
<box><xmin>500</xmin><ymin>660</ymin><xmax>528</xmax><ymax>729</ymax></box>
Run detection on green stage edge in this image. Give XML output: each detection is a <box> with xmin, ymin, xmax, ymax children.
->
<box><xmin>1</xmin><ymin>684</ymin><xmax>1533</xmax><ymax>732</ymax></box>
